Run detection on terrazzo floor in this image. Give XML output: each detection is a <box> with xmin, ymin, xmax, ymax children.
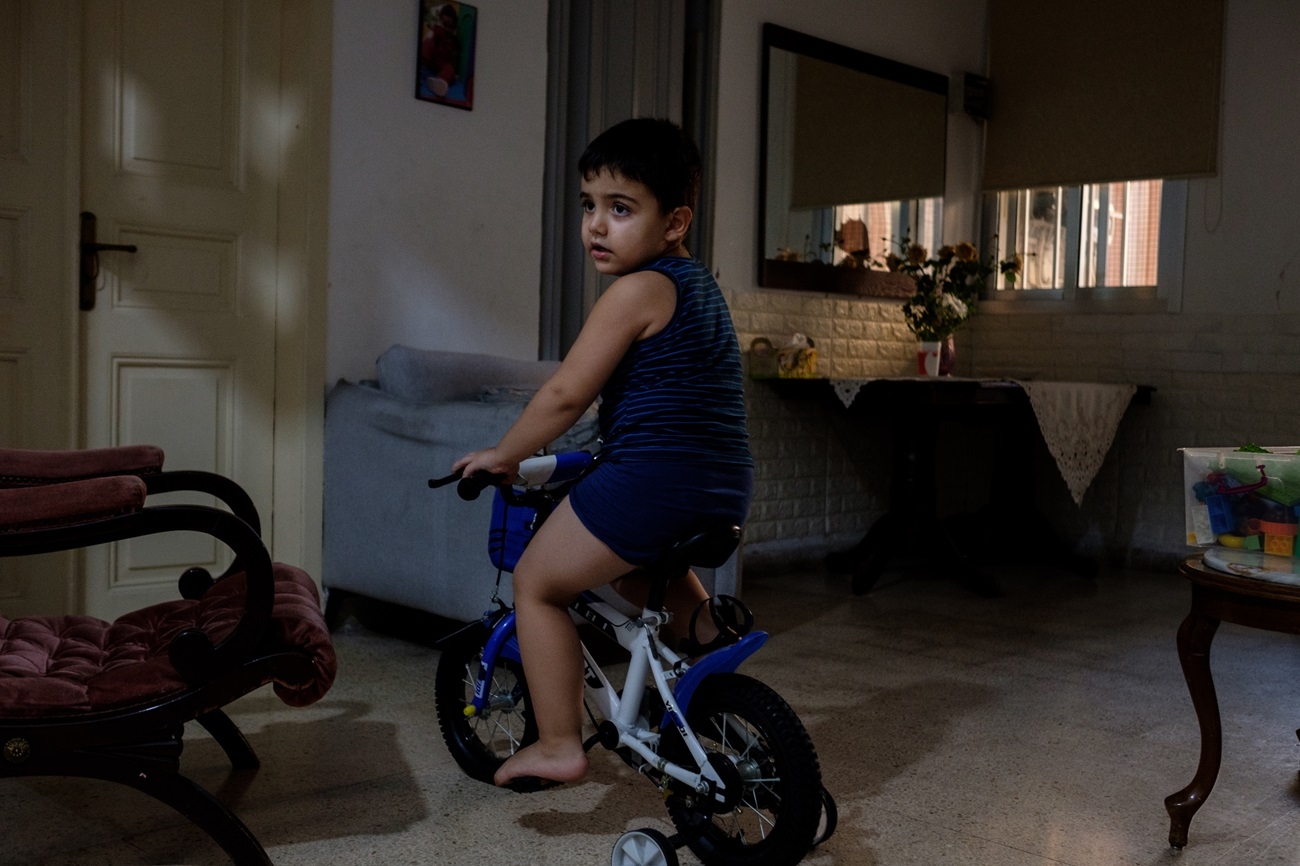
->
<box><xmin>6</xmin><ymin>561</ymin><xmax>1300</xmax><ymax>865</ymax></box>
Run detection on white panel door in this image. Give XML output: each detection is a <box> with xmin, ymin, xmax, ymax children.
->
<box><xmin>0</xmin><ymin>1</ymin><xmax>78</xmax><ymax>614</ymax></box>
<box><xmin>80</xmin><ymin>0</ymin><xmax>282</xmax><ymax>618</ymax></box>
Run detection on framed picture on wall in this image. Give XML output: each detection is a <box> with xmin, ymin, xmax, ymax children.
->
<box><xmin>415</xmin><ymin>1</ymin><xmax>477</xmax><ymax>109</ymax></box>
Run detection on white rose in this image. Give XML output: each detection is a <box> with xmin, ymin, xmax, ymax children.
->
<box><xmin>941</xmin><ymin>293</ymin><xmax>968</xmax><ymax>317</ymax></box>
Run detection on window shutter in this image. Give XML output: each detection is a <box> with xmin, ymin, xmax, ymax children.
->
<box><xmin>982</xmin><ymin>0</ymin><xmax>1224</xmax><ymax>191</ymax></box>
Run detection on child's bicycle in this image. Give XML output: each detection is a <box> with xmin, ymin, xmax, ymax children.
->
<box><xmin>429</xmin><ymin>452</ymin><xmax>836</xmax><ymax>866</ymax></box>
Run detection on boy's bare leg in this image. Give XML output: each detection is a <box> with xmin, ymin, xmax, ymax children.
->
<box><xmin>494</xmin><ymin>498</ymin><xmax>634</xmax><ymax>787</ymax></box>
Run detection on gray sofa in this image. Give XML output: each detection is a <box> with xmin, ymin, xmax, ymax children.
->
<box><xmin>323</xmin><ymin>344</ymin><xmax>739</xmax><ymax>626</ymax></box>
<box><xmin>322</xmin><ymin>345</ymin><xmax>598</xmax><ymax>623</ymax></box>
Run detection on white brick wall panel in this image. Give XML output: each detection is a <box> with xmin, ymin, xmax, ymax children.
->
<box><xmin>736</xmin><ymin>300</ymin><xmax>1300</xmax><ymax>572</ymax></box>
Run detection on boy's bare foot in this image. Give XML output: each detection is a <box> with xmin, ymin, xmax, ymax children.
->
<box><xmin>494</xmin><ymin>741</ymin><xmax>588</xmax><ymax>788</ymax></box>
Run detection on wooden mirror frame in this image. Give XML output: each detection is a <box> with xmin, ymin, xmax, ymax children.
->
<box><xmin>757</xmin><ymin>24</ymin><xmax>949</xmax><ymax>297</ymax></box>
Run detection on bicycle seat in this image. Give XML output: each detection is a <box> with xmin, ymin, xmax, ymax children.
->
<box><xmin>647</xmin><ymin>525</ymin><xmax>742</xmax><ymax>578</ymax></box>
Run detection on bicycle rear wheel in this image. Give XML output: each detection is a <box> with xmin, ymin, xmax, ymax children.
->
<box><xmin>434</xmin><ymin>623</ymin><xmax>537</xmax><ymax>783</ymax></box>
<box><xmin>661</xmin><ymin>673</ymin><xmax>822</xmax><ymax>866</ymax></box>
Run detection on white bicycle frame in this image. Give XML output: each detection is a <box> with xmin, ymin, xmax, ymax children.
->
<box><xmin>571</xmin><ymin>591</ymin><xmax>726</xmax><ymax>797</ymax></box>
<box><xmin>453</xmin><ymin>451</ymin><xmax>762</xmax><ymax>804</ymax></box>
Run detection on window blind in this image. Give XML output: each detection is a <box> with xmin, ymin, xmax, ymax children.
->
<box><xmin>982</xmin><ymin>0</ymin><xmax>1224</xmax><ymax>191</ymax></box>
<box><xmin>789</xmin><ymin>54</ymin><xmax>948</xmax><ymax>209</ymax></box>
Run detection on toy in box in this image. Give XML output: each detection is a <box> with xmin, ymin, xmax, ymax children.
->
<box><xmin>1183</xmin><ymin>446</ymin><xmax>1300</xmax><ymax>557</ymax></box>
<box><xmin>746</xmin><ymin>335</ymin><xmax>818</xmax><ymax>379</ymax></box>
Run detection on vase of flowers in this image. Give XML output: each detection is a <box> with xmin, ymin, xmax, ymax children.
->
<box><xmin>887</xmin><ymin>241</ymin><xmax>1022</xmax><ymax>376</ymax></box>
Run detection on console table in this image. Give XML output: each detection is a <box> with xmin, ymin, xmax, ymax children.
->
<box><xmin>763</xmin><ymin>377</ymin><xmax>1151</xmax><ymax>595</ymax></box>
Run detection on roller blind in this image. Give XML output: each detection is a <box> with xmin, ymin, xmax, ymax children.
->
<box><xmin>982</xmin><ymin>0</ymin><xmax>1224</xmax><ymax>191</ymax></box>
<box><xmin>790</xmin><ymin>54</ymin><xmax>948</xmax><ymax>209</ymax></box>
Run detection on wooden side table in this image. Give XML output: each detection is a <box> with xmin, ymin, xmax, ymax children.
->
<box><xmin>1165</xmin><ymin>555</ymin><xmax>1300</xmax><ymax>847</ymax></box>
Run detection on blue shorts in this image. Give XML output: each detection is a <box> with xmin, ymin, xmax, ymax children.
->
<box><xmin>567</xmin><ymin>459</ymin><xmax>753</xmax><ymax>566</ymax></box>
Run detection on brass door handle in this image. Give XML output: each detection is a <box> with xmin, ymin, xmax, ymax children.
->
<box><xmin>79</xmin><ymin>211</ymin><xmax>137</xmax><ymax>311</ymax></box>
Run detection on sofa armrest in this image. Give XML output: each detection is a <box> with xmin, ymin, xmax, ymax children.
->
<box><xmin>323</xmin><ymin>382</ymin><xmax>524</xmax><ymax>620</ymax></box>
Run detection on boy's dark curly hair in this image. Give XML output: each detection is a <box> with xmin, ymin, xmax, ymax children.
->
<box><xmin>578</xmin><ymin>117</ymin><xmax>701</xmax><ymax>215</ymax></box>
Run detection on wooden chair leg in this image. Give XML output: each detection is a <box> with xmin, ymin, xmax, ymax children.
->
<box><xmin>198</xmin><ymin>709</ymin><xmax>260</xmax><ymax>770</ymax></box>
<box><xmin>79</xmin><ymin>750</ymin><xmax>272</xmax><ymax>866</ymax></box>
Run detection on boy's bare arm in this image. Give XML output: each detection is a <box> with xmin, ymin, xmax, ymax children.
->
<box><xmin>454</xmin><ymin>271</ymin><xmax>676</xmax><ymax>476</ymax></box>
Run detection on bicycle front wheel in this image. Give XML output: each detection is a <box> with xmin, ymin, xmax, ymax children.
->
<box><xmin>434</xmin><ymin>623</ymin><xmax>537</xmax><ymax>783</ymax></box>
<box><xmin>661</xmin><ymin>673</ymin><xmax>823</xmax><ymax>866</ymax></box>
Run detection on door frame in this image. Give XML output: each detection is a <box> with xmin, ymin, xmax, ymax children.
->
<box><xmin>262</xmin><ymin>0</ymin><xmax>331</xmax><ymax>578</ymax></box>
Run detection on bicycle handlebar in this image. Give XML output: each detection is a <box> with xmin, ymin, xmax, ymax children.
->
<box><xmin>425</xmin><ymin>469</ymin><xmax>505</xmax><ymax>500</ymax></box>
<box><xmin>427</xmin><ymin>451</ymin><xmax>595</xmax><ymax>501</ymax></box>
<box><xmin>456</xmin><ymin>471</ymin><xmax>506</xmax><ymax>500</ymax></box>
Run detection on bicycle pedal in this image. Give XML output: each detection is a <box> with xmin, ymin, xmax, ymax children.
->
<box><xmin>683</xmin><ymin>594</ymin><xmax>755</xmax><ymax>656</ymax></box>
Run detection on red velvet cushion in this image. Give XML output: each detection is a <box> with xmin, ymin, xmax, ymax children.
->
<box><xmin>0</xmin><ymin>564</ymin><xmax>335</xmax><ymax>716</ymax></box>
<box><xmin>0</xmin><ymin>476</ymin><xmax>147</xmax><ymax>531</ymax></box>
<box><xmin>0</xmin><ymin>446</ymin><xmax>165</xmax><ymax>487</ymax></box>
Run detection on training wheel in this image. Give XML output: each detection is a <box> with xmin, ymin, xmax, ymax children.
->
<box><xmin>611</xmin><ymin>827</ymin><xmax>678</xmax><ymax>866</ymax></box>
<box><xmin>813</xmin><ymin>784</ymin><xmax>839</xmax><ymax>847</ymax></box>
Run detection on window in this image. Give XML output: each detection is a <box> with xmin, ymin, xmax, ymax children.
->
<box><xmin>983</xmin><ymin>178</ymin><xmax>1186</xmax><ymax>306</ymax></box>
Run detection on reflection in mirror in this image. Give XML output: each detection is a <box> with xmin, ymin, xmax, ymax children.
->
<box><xmin>759</xmin><ymin>24</ymin><xmax>949</xmax><ymax>296</ymax></box>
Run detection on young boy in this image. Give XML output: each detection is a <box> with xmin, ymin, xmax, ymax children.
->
<box><xmin>453</xmin><ymin>117</ymin><xmax>752</xmax><ymax>788</ymax></box>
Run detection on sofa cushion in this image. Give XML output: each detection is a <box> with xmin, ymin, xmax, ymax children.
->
<box><xmin>377</xmin><ymin>345</ymin><xmax>561</xmax><ymax>403</ymax></box>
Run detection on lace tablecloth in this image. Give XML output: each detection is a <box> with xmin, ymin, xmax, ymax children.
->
<box><xmin>828</xmin><ymin>378</ymin><xmax>1138</xmax><ymax>505</ymax></box>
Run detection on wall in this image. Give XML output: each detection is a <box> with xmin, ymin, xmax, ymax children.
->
<box><xmin>715</xmin><ymin>0</ymin><xmax>1300</xmax><ymax>569</ymax></box>
<box><xmin>1181</xmin><ymin>0</ymin><xmax>1300</xmax><ymax>316</ymax></box>
<box><xmin>322</xmin><ymin>0</ymin><xmax>1298</xmax><ymax>572</ymax></box>
<box><xmin>327</xmin><ymin>0</ymin><xmax>549</xmax><ymax>384</ymax></box>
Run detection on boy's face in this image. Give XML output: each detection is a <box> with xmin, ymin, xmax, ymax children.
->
<box><xmin>579</xmin><ymin>169</ymin><xmax>689</xmax><ymax>276</ymax></box>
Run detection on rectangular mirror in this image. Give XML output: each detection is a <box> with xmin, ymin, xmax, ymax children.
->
<box><xmin>759</xmin><ymin>24</ymin><xmax>949</xmax><ymax>296</ymax></box>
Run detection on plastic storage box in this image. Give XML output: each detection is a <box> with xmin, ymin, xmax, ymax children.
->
<box><xmin>1183</xmin><ymin>447</ymin><xmax>1300</xmax><ymax>556</ymax></box>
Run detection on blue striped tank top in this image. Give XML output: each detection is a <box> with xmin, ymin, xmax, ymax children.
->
<box><xmin>597</xmin><ymin>256</ymin><xmax>752</xmax><ymax>466</ymax></box>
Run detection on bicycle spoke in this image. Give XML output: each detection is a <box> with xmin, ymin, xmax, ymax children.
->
<box><xmin>456</xmin><ymin>656</ymin><xmax>527</xmax><ymax>757</ymax></box>
<box><xmin>486</xmin><ymin>714</ymin><xmax>522</xmax><ymax>751</ymax></box>
<box><xmin>739</xmin><ymin>797</ymin><xmax>777</xmax><ymax>838</ymax></box>
<box><xmin>436</xmin><ymin>625</ymin><xmax>540</xmax><ymax>785</ymax></box>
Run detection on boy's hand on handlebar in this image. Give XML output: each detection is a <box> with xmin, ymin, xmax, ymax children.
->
<box><xmin>450</xmin><ymin>449</ymin><xmax>520</xmax><ymax>500</ymax></box>
<box><xmin>452</xmin><ymin>449</ymin><xmax>519</xmax><ymax>485</ymax></box>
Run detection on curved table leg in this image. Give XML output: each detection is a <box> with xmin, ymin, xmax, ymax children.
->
<box><xmin>1165</xmin><ymin>608</ymin><xmax>1221</xmax><ymax>849</ymax></box>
